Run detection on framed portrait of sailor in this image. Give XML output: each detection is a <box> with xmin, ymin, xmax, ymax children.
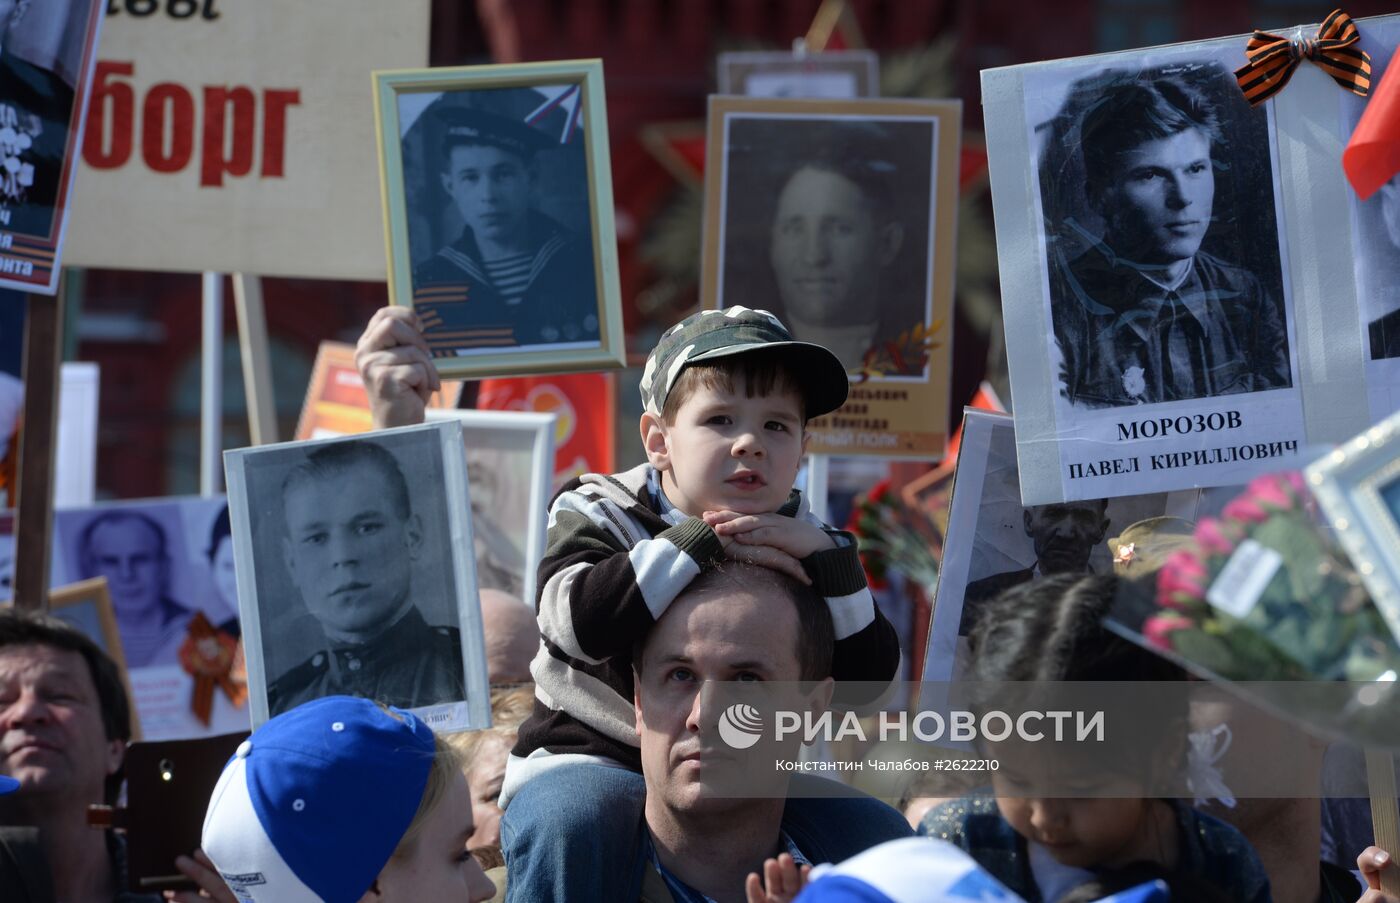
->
<box><xmin>715</xmin><ymin>49</ymin><xmax>879</xmax><ymax>98</ymax></box>
<box><xmin>224</xmin><ymin>421</ymin><xmax>490</xmax><ymax>732</ymax></box>
<box><xmin>374</xmin><ymin>59</ymin><xmax>625</xmax><ymax>380</ymax></box>
<box><xmin>983</xmin><ymin>32</ymin><xmax>1319</xmax><ymax>504</ymax></box>
<box><xmin>701</xmin><ymin>94</ymin><xmax>962</xmax><ymax>459</ymax></box>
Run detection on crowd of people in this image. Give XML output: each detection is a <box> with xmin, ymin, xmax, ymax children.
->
<box><xmin>0</xmin><ymin>301</ymin><xmax>1396</xmax><ymax>903</ymax></box>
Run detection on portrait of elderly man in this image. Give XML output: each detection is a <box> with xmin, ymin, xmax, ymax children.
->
<box><xmin>1049</xmin><ymin>75</ymin><xmax>1291</xmax><ymax>408</ymax></box>
<box><xmin>77</xmin><ymin>511</ymin><xmax>202</xmax><ymax>670</ymax></box>
<box><xmin>266</xmin><ymin>439</ymin><xmax>466</xmax><ymax>716</ymax></box>
<box><xmin>410</xmin><ymin>103</ymin><xmax>599</xmax><ymax>352</ymax></box>
<box><xmin>961</xmin><ymin>498</ymin><xmax>1110</xmax><ymax>633</ymax></box>
<box><xmin>721</xmin><ymin>118</ymin><xmax>934</xmax><ymax>376</ymax></box>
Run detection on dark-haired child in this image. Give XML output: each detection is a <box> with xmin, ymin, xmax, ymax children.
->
<box><xmin>919</xmin><ymin>573</ymin><xmax>1271</xmax><ymax>903</ymax></box>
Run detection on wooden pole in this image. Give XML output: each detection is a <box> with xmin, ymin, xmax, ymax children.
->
<box><xmin>12</xmin><ymin>278</ymin><xmax>64</xmax><ymax>611</ymax></box>
<box><xmin>200</xmin><ymin>272</ymin><xmax>223</xmax><ymax>496</ymax></box>
<box><xmin>1368</xmin><ymin>749</ymin><xmax>1400</xmax><ymax>894</ymax></box>
<box><xmin>233</xmin><ymin>273</ymin><xmax>277</xmax><ymax>446</ymax></box>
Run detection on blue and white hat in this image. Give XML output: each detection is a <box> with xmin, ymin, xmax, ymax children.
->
<box><xmin>795</xmin><ymin>838</ymin><xmax>1170</xmax><ymax>902</ymax></box>
<box><xmin>795</xmin><ymin>838</ymin><xmax>1025</xmax><ymax>902</ymax></box>
<box><xmin>201</xmin><ymin>696</ymin><xmax>437</xmax><ymax>903</ymax></box>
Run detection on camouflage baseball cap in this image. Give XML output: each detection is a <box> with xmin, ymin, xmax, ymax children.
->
<box><xmin>639</xmin><ymin>306</ymin><xmax>849</xmax><ymax>418</ymax></box>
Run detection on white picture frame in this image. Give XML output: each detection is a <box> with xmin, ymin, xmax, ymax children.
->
<box><xmin>425</xmin><ymin>408</ymin><xmax>556</xmax><ymax>607</ymax></box>
<box><xmin>982</xmin><ymin>14</ymin><xmax>1400</xmax><ymax>504</ymax></box>
<box><xmin>223</xmin><ymin>421</ymin><xmax>489</xmax><ymax>732</ymax></box>
<box><xmin>1306</xmin><ymin>407</ymin><xmax>1400</xmax><ymax>648</ymax></box>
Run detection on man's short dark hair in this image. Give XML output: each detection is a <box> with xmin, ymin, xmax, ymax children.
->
<box><xmin>0</xmin><ymin>608</ymin><xmax>132</xmax><ymax>802</ymax></box>
<box><xmin>280</xmin><ymin>441</ymin><xmax>412</xmax><ymax>521</ymax></box>
<box><xmin>633</xmin><ymin>563</ymin><xmax>834</xmax><ymax>682</ymax></box>
<box><xmin>777</xmin><ymin>139</ymin><xmax>895</xmax><ymax>226</ymax></box>
<box><xmin>1080</xmin><ymin>77</ymin><xmax>1222</xmax><ymax>206</ymax></box>
<box><xmin>78</xmin><ymin>511</ymin><xmax>168</xmax><ymax>572</ymax></box>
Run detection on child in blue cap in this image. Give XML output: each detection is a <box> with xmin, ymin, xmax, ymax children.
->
<box><xmin>201</xmin><ymin>696</ymin><xmax>495</xmax><ymax>903</ymax></box>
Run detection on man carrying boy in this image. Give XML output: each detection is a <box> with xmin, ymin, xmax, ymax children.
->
<box><xmin>356</xmin><ymin>305</ymin><xmax>902</xmax><ymax>901</ymax></box>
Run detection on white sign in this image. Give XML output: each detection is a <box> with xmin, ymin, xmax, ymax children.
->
<box><xmin>64</xmin><ymin>0</ymin><xmax>429</xmax><ymax>280</ymax></box>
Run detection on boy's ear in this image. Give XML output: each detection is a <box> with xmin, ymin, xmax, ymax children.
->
<box><xmin>800</xmin><ymin>428</ymin><xmax>812</xmax><ymax>457</ymax></box>
<box><xmin>640</xmin><ymin>412</ymin><xmax>672</xmax><ymax>471</ymax></box>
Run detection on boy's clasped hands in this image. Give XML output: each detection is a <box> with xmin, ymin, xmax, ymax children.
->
<box><xmin>703</xmin><ymin>509</ymin><xmax>836</xmax><ymax>586</ymax></box>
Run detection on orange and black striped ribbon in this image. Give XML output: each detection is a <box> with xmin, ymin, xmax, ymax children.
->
<box><xmin>1235</xmin><ymin>9</ymin><xmax>1371</xmax><ymax>106</ymax></box>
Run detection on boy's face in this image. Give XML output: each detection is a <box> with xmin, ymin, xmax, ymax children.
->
<box><xmin>643</xmin><ymin>378</ymin><xmax>806</xmax><ymax>517</ymax></box>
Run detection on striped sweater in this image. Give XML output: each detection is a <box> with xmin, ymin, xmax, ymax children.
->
<box><xmin>503</xmin><ymin>463</ymin><xmax>900</xmax><ymax>804</ymax></box>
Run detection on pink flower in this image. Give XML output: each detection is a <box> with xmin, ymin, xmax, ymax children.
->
<box><xmin>1163</xmin><ymin>549</ymin><xmax>1208</xmax><ymax>584</ymax></box>
<box><xmin>1245</xmin><ymin>475</ymin><xmax>1293</xmax><ymax>511</ymax></box>
<box><xmin>1222</xmin><ymin>495</ymin><xmax>1269</xmax><ymax>524</ymax></box>
<box><xmin>1194</xmin><ymin>517</ymin><xmax>1236</xmax><ymax>556</ymax></box>
<box><xmin>1157</xmin><ymin>551</ymin><xmax>1208</xmax><ymax>609</ymax></box>
<box><xmin>1143</xmin><ymin>613</ymin><xmax>1193</xmax><ymax>650</ymax></box>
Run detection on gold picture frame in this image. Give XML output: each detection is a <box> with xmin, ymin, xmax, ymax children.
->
<box><xmin>373</xmin><ymin>59</ymin><xmax>625</xmax><ymax>380</ymax></box>
<box><xmin>700</xmin><ymin>94</ymin><xmax>962</xmax><ymax>459</ymax></box>
<box><xmin>47</xmin><ymin>576</ymin><xmax>143</xmax><ymax>740</ymax></box>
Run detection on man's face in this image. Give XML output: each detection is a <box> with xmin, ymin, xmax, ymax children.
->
<box><xmin>441</xmin><ymin>144</ymin><xmax>533</xmax><ymax>248</ymax></box>
<box><xmin>281</xmin><ymin>468</ymin><xmax>421</xmax><ymax>638</ymax></box>
<box><xmin>633</xmin><ymin>581</ymin><xmax>823</xmax><ymax>817</ymax></box>
<box><xmin>86</xmin><ymin>519</ymin><xmax>168</xmax><ymax>617</ymax></box>
<box><xmin>1023</xmin><ymin>501</ymin><xmax>1109</xmax><ymax>574</ymax></box>
<box><xmin>0</xmin><ymin>644</ymin><xmax>122</xmax><ymax>800</ymax></box>
<box><xmin>768</xmin><ymin>166</ymin><xmax>899</xmax><ymax>329</ymax></box>
<box><xmin>1097</xmin><ymin>127</ymin><xmax>1214</xmax><ymax>265</ymax></box>
<box><xmin>644</xmin><ymin>379</ymin><xmax>807</xmax><ymax>517</ymax></box>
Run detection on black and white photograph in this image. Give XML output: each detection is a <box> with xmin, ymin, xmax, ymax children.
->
<box><xmin>0</xmin><ymin>0</ymin><xmax>102</xmax><ymax>293</ymax></box>
<box><xmin>715</xmin><ymin>49</ymin><xmax>878</xmax><ymax>98</ymax></box>
<box><xmin>1034</xmin><ymin>58</ymin><xmax>1291</xmax><ymax>409</ymax></box>
<box><xmin>49</xmin><ymin>497</ymin><xmax>249</xmax><ymax>740</ymax></box>
<box><xmin>425</xmin><ymin>408</ymin><xmax>555</xmax><ymax>606</ymax></box>
<box><xmin>704</xmin><ymin>96</ymin><xmax>943</xmax><ymax>377</ymax></box>
<box><xmin>984</xmin><ymin>36</ymin><xmax>1310</xmax><ymax>505</ymax></box>
<box><xmin>224</xmin><ymin>421</ymin><xmax>489</xmax><ymax>732</ymax></box>
<box><xmin>375</xmin><ymin>61</ymin><xmax>626</xmax><ymax>380</ymax></box>
<box><xmin>922</xmin><ymin>410</ymin><xmax>1189</xmax><ymax>682</ymax></box>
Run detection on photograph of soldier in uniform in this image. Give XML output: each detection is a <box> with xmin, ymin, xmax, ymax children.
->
<box><xmin>922</xmin><ymin>411</ymin><xmax>1178</xmax><ymax>681</ymax></box>
<box><xmin>1035</xmin><ymin>61</ymin><xmax>1292</xmax><ymax>409</ymax></box>
<box><xmin>226</xmin><ymin>423</ymin><xmax>487</xmax><ymax>729</ymax></box>
<box><xmin>399</xmin><ymin>90</ymin><xmax>600</xmax><ymax>357</ymax></box>
<box><xmin>713</xmin><ymin>110</ymin><xmax>937</xmax><ymax>376</ymax></box>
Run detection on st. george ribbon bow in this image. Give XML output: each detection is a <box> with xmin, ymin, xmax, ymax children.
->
<box><xmin>1234</xmin><ymin>8</ymin><xmax>1371</xmax><ymax>106</ymax></box>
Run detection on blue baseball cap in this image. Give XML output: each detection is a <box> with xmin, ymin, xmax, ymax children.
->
<box><xmin>0</xmin><ymin>774</ymin><xmax>19</xmax><ymax>794</ymax></box>
<box><xmin>201</xmin><ymin>696</ymin><xmax>436</xmax><ymax>903</ymax></box>
<box><xmin>796</xmin><ymin>838</ymin><xmax>1025</xmax><ymax>902</ymax></box>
